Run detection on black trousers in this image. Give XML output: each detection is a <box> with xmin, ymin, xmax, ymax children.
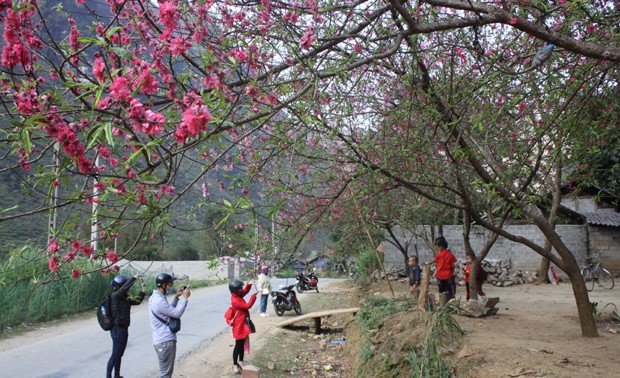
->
<box><xmin>438</xmin><ymin>279</ymin><xmax>455</xmax><ymax>300</ymax></box>
<box><xmin>233</xmin><ymin>338</ymin><xmax>245</xmax><ymax>366</ymax></box>
<box><xmin>107</xmin><ymin>326</ymin><xmax>128</xmax><ymax>378</ymax></box>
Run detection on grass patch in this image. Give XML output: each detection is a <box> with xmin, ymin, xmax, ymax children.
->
<box><xmin>357</xmin><ymin>294</ymin><xmax>416</xmax><ymax>330</ymax></box>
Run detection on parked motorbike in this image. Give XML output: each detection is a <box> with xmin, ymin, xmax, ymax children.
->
<box><xmin>295</xmin><ymin>269</ymin><xmax>319</xmax><ymax>293</ymax></box>
<box><xmin>271</xmin><ymin>284</ymin><xmax>302</xmax><ymax>316</ymax></box>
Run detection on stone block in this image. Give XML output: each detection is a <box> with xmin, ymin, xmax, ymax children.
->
<box><xmin>242</xmin><ymin>364</ymin><xmax>260</xmax><ymax>378</ymax></box>
<box><xmin>484</xmin><ymin>297</ymin><xmax>500</xmax><ymax>309</ymax></box>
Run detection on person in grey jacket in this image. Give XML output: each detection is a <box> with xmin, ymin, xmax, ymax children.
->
<box><xmin>149</xmin><ymin>272</ymin><xmax>191</xmax><ymax>378</ymax></box>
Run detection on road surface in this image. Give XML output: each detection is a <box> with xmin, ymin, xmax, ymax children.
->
<box><xmin>0</xmin><ymin>278</ymin><xmax>293</xmax><ymax>378</ymax></box>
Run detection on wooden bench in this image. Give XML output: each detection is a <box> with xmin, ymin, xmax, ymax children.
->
<box><xmin>277</xmin><ymin>307</ymin><xmax>360</xmax><ymax>334</ymax></box>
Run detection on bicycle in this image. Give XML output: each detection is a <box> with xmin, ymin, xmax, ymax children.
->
<box><xmin>580</xmin><ymin>253</ymin><xmax>615</xmax><ymax>291</ymax></box>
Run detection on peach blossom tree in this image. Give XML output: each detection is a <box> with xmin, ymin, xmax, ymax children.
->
<box><xmin>1</xmin><ymin>0</ymin><xmax>618</xmax><ymax>336</ymax></box>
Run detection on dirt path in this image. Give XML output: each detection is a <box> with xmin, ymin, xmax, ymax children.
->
<box><xmin>174</xmin><ymin>279</ymin><xmax>348</xmax><ymax>378</ymax></box>
<box><xmin>456</xmin><ymin>282</ymin><xmax>620</xmax><ymax>377</ymax></box>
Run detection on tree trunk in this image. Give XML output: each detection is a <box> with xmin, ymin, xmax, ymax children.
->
<box><xmin>539</xmin><ymin>257</ymin><xmax>551</xmax><ymax>284</ymax></box>
<box><xmin>565</xmin><ymin>262</ymin><xmax>598</xmax><ymax>337</ymax></box>
<box><xmin>531</xmin><ymin>211</ymin><xmax>598</xmax><ymax>337</ymax></box>
<box><xmin>469</xmin><ymin>261</ymin><xmax>478</xmax><ymax>301</ymax></box>
<box><xmin>418</xmin><ymin>264</ymin><xmax>431</xmax><ymax>310</ymax></box>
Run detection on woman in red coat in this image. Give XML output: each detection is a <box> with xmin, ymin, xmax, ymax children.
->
<box><xmin>229</xmin><ymin>279</ymin><xmax>257</xmax><ymax>374</ymax></box>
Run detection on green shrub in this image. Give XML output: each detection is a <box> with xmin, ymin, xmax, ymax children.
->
<box><xmin>0</xmin><ymin>245</ymin><xmax>232</xmax><ymax>334</ymax></box>
<box><xmin>351</xmin><ymin>248</ymin><xmax>381</xmax><ymax>288</ymax></box>
<box><xmin>0</xmin><ymin>246</ymin><xmax>125</xmax><ymax>333</ymax></box>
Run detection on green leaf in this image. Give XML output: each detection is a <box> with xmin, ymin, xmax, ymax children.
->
<box><xmin>104</xmin><ymin>123</ymin><xmax>115</xmax><ymax>146</ymax></box>
<box><xmin>85</xmin><ymin>124</ymin><xmax>104</xmax><ymax>150</ymax></box>
<box><xmin>106</xmin><ymin>26</ymin><xmax>124</xmax><ymax>39</ymax></box>
<box><xmin>77</xmin><ymin>37</ymin><xmax>100</xmax><ymax>45</ymax></box>
<box><xmin>109</xmin><ymin>47</ymin><xmax>131</xmax><ymax>60</ymax></box>
<box><xmin>92</xmin><ymin>88</ymin><xmax>103</xmax><ymax>110</ymax></box>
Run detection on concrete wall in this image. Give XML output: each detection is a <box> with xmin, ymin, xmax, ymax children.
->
<box><xmin>383</xmin><ymin>225</ymin><xmax>588</xmax><ymax>274</ymax></box>
<box><xmin>117</xmin><ymin>257</ymin><xmax>256</xmax><ymax>281</ymax></box>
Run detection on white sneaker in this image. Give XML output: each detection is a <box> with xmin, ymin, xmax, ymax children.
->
<box><xmin>259</xmin><ymin>313</ymin><xmax>267</xmax><ymax>317</ymax></box>
<box><xmin>264</xmin><ymin>313</ymin><xmax>269</xmax><ymax>317</ymax></box>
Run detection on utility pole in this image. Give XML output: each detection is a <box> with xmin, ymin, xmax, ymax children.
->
<box><xmin>48</xmin><ymin>142</ymin><xmax>60</xmax><ymax>243</ymax></box>
<box><xmin>91</xmin><ymin>155</ymin><xmax>100</xmax><ymax>252</ymax></box>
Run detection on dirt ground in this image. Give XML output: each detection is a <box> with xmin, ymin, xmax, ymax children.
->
<box><xmin>2</xmin><ymin>279</ymin><xmax>618</xmax><ymax>377</ymax></box>
<box><xmin>454</xmin><ymin>281</ymin><xmax>620</xmax><ymax>378</ymax></box>
<box><xmin>174</xmin><ymin>280</ymin><xmax>353</xmax><ymax>377</ymax></box>
<box><xmin>175</xmin><ymin>279</ymin><xmax>620</xmax><ymax>378</ymax></box>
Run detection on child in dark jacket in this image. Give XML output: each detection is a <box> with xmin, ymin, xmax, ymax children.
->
<box><xmin>408</xmin><ymin>256</ymin><xmax>422</xmax><ymax>300</ymax></box>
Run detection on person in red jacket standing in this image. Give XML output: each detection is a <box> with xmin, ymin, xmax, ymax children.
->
<box><xmin>463</xmin><ymin>254</ymin><xmax>487</xmax><ymax>301</ymax></box>
<box><xmin>229</xmin><ymin>279</ymin><xmax>257</xmax><ymax>375</ymax></box>
<box><xmin>433</xmin><ymin>236</ymin><xmax>457</xmax><ymax>301</ymax></box>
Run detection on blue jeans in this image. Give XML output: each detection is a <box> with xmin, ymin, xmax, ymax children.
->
<box><xmin>107</xmin><ymin>326</ymin><xmax>128</xmax><ymax>378</ymax></box>
<box><xmin>260</xmin><ymin>294</ymin><xmax>268</xmax><ymax>313</ymax></box>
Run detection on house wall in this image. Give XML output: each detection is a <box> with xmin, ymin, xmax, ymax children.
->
<box><xmin>561</xmin><ymin>196</ymin><xmax>598</xmax><ymax>212</ymax></box>
<box><xmin>589</xmin><ymin>226</ymin><xmax>620</xmax><ymax>273</ymax></box>
<box><xmin>383</xmin><ymin>225</ymin><xmax>589</xmax><ymax>277</ymax></box>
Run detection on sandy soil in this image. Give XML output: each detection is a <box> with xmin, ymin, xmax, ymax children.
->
<box><xmin>455</xmin><ymin>282</ymin><xmax>620</xmax><ymax>377</ymax></box>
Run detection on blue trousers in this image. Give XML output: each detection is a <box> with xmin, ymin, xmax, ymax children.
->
<box><xmin>107</xmin><ymin>326</ymin><xmax>128</xmax><ymax>378</ymax></box>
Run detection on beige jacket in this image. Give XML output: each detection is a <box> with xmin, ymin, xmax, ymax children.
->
<box><xmin>257</xmin><ymin>273</ymin><xmax>271</xmax><ymax>294</ymax></box>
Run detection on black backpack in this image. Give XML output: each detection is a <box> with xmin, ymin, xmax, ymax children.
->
<box><xmin>97</xmin><ymin>295</ymin><xmax>114</xmax><ymax>331</ymax></box>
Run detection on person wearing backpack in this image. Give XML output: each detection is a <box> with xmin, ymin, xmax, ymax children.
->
<box><xmin>106</xmin><ymin>273</ymin><xmax>146</xmax><ymax>378</ymax></box>
<box><xmin>228</xmin><ymin>279</ymin><xmax>257</xmax><ymax>375</ymax></box>
<box><xmin>149</xmin><ymin>272</ymin><xmax>191</xmax><ymax>378</ymax></box>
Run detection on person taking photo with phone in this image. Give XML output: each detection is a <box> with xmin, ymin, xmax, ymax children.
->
<box><xmin>149</xmin><ymin>272</ymin><xmax>191</xmax><ymax>378</ymax></box>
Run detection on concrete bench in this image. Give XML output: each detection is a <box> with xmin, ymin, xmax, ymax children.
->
<box><xmin>277</xmin><ymin>307</ymin><xmax>360</xmax><ymax>334</ymax></box>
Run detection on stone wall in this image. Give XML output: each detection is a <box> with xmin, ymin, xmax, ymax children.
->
<box><xmin>383</xmin><ymin>225</ymin><xmax>589</xmax><ymax>278</ymax></box>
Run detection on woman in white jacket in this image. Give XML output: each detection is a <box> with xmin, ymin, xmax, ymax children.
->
<box><xmin>256</xmin><ymin>265</ymin><xmax>271</xmax><ymax>317</ymax></box>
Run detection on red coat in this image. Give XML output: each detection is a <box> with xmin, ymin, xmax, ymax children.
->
<box><xmin>230</xmin><ymin>282</ymin><xmax>257</xmax><ymax>340</ymax></box>
<box><xmin>434</xmin><ymin>248</ymin><xmax>457</xmax><ymax>280</ymax></box>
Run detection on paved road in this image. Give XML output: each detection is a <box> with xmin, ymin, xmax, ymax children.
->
<box><xmin>0</xmin><ymin>278</ymin><xmax>293</xmax><ymax>378</ymax></box>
